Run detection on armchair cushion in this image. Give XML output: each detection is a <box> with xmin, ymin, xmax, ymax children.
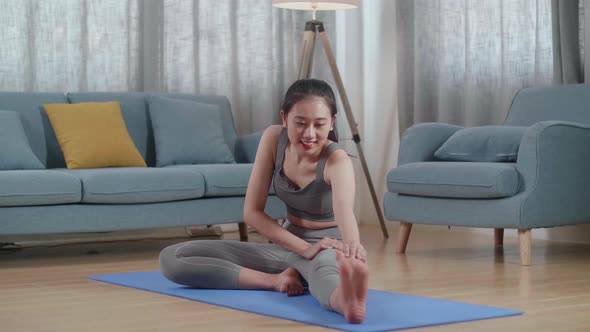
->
<box><xmin>398</xmin><ymin>123</ymin><xmax>463</xmax><ymax>165</ymax></box>
<box><xmin>434</xmin><ymin>126</ymin><xmax>527</xmax><ymax>162</ymax></box>
<box><xmin>387</xmin><ymin>162</ymin><xmax>520</xmax><ymax>198</ymax></box>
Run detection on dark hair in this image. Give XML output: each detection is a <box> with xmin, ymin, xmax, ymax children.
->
<box><xmin>281</xmin><ymin>79</ymin><xmax>338</xmax><ymax>142</ymax></box>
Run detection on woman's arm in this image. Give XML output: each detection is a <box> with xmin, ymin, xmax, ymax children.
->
<box><xmin>325</xmin><ymin>150</ymin><xmax>366</xmax><ymax>260</ymax></box>
<box><xmin>243</xmin><ymin>126</ymin><xmax>312</xmax><ymax>256</ymax></box>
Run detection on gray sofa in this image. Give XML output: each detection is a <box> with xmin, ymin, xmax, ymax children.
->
<box><xmin>384</xmin><ymin>84</ymin><xmax>590</xmax><ymax>265</ymax></box>
<box><xmin>0</xmin><ymin>92</ymin><xmax>286</xmax><ymax>241</ymax></box>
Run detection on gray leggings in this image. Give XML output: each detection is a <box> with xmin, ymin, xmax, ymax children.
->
<box><xmin>159</xmin><ymin>221</ymin><xmax>341</xmax><ymax>309</ymax></box>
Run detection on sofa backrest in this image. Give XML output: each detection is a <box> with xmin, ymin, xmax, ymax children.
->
<box><xmin>0</xmin><ymin>91</ymin><xmax>237</xmax><ymax>168</ymax></box>
<box><xmin>504</xmin><ymin>84</ymin><xmax>590</xmax><ymax>126</ymax></box>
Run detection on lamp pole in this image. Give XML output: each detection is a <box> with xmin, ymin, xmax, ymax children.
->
<box><xmin>298</xmin><ymin>20</ymin><xmax>389</xmax><ymax>239</ymax></box>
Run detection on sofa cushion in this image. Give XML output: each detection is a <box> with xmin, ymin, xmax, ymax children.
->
<box><xmin>149</xmin><ymin>93</ymin><xmax>238</xmax><ymax>160</ymax></box>
<box><xmin>434</xmin><ymin>126</ymin><xmax>527</xmax><ymax>162</ymax></box>
<box><xmin>61</xmin><ymin>167</ymin><xmax>205</xmax><ymax>204</ymax></box>
<box><xmin>387</xmin><ymin>162</ymin><xmax>520</xmax><ymax>198</ymax></box>
<box><xmin>0</xmin><ymin>170</ymin><xmax>81</xmax><ymax>206</ymax></box>
<box><xmin>147</xmin><ymin>96</ymin><xmax>235</xmax><ymax>167</ymax></box>
<box><xmin>43</xmin><ymin>102</ymin><xmax>147</xmax><ymax>169</ymax></box>
<box><xmin>168</xmin><ymin>164</ymin><xmax>274</xmax><ymax>197</ymax></box>
<box><xmin>66</xmin><ymin>92</ymin><xmax>155</xmax><ymax>166</ymax></box>
<box><xmin>0</xmin><ymin>92</ymin><xmax>69</xmax><ymax>168</ymax></box>
<box><xmin>0</xmin><ymin>111</ymin><xmax>44</xmax><ymax>170</ymax></box>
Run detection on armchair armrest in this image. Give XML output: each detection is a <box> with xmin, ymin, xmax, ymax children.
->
<box><xmin>516</xmin><ymin>121</ymin><xmax>590</xmax><ymax>228</ymax></box>
<box><xmin>233</xmin><ymin>130</ymin><xmax>264</xmax><ymax>163</ymax></box>
<box><xmin>397</xmin><ymin>123</ymin><xmax>463</xmax><ymax>165</ymax></box>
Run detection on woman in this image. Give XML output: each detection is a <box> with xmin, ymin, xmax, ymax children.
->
<box><xmin>159</xmin><ymin>79</ymin><xmax>368</xmax><ymax>323</ymax></box>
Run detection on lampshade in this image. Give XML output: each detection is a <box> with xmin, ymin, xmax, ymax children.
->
<box><xmin>271</xmin><ymin>0</ymin><xmax>359</xmax><ymax>11</ymax></box>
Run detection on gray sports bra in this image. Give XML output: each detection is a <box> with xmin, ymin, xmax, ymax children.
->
<box><xmin>273</xmin><ymin>127</ymin><xmax>344</xmax><ymax>222</ymax></box>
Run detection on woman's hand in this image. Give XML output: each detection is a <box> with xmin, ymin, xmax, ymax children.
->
<box><xmin>342</xmin><ymin>242</ymin><xmax>368</xmax><ymax>262</ymax></box>
<box><xmin>301</xmin><ymin>237</ymin><xmax>343</xmax><ymax>260</ymax></box>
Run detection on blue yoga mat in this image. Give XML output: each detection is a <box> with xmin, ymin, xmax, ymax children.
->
<box><xmin>89</xmin><ymin>271</ymin><xmax>522</xmax><ymax>332</ymax></box>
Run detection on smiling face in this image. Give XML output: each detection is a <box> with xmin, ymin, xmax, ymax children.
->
<box><xmin>281</xmin><ymin>96</ymin><xmax>335</xmax><ymax>155</ymax></box>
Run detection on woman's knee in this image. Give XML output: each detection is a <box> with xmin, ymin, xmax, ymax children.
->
<box><xmin>309</xmin><ymin>249</ymin><xmax>339</xmax><ymax>287</ymax></box>
<box><xmin>311</xmin><ymin>249</ymin><xmax>338</xmax><ymax>272</ymax></box>
<box><xmin>159</xmin><ymin>243</ymin><xmax>183</xmax><ymax>281</ymax></box>
<box><xmin>158</xmin><ymin>241</ymin><xmax>203</xmax><ymax>282</ymax></box>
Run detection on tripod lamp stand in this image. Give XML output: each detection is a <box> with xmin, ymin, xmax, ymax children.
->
<box><xmin>272</xmin><ymin>0</ymin><xmax>389</xmax><ymax>239</ymax></box>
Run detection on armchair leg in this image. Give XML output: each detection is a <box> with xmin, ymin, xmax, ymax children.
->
<box><xmin>238</xmin><ymin>223</ymin><xmax>249</xmax><ymax>242</ymax></box>
<box><xmin>494</xmin><ymin>228</ymin><xmax>504</xmax><ymax>247</ymax></box>
<box><xmin>518</xmin><ymin>229</ymin><xmax>532</xmax><ymax>266</ymax></box>
<box><xmin>396</xmin><ymin>222</ymin><xmax>413</xmax><ymax>253</ymax></box>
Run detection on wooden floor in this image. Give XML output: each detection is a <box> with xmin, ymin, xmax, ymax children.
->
<box><xmin>1</xmin><ymin>224</ymin><xmax>590</xmax><ymax>332</ymax></box>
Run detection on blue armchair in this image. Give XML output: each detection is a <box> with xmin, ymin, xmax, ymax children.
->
<box><xmin>383</xmin><ymin>84</ymin><xmax>590</xmax><ymax>265</ymax></box>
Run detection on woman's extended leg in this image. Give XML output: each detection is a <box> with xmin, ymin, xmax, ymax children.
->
<box><xmin>328</xmin><ymin>251</ymin><xmax>369</xmax><ymax>323</ymax></box>
<box><xmin>287</xmin><ymin>249</ymin><xmax>368</xmax><ymax>323</ymax></box>
<box><xmin>159</xmin><ymin>240</ymin><xmax>304</xmax><ymax>296</ymax></box>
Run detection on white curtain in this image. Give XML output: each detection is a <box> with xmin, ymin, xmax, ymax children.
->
<box><xmin>334</xmin><ymin>1</ymin><xmax>400</xmax><ymax>225</ymax></box>
<box><xmin>0</xmin><ymin>0</ymin><xmax>141</xmax><ymax>92</ymax></box>
<box><xmin>396</xmin><ymin>0</ymin><xmax>554</xmax><ymax>133</ymax></box>
<box><xmin>0</xmin><ymin>0</ymin><xmax>335</xmax><ymax>134</ymax></box>
<box><xmin>156</xmin><ymin>1</ymin><xmax>335</xmax><ymax>133</ymax></box>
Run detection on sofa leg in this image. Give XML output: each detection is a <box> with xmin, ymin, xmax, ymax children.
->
<box><xmin>494</xmin><ymin>228</ymin><xmax>504</xmax><ymax>247</ymax></box>
<box><xmin>238</xmin><ymin>223</ymin><xmax>249</xmax><ymax>242</ymax></box>
<box><xmin>518</xmin><ymin>229</ymin><xmax>531</xmax><ymax>266</ymax></box>
<box><xmin>396</xmin><ymin>222</ymin><xmax>412</xmax><ymax>253</ymax></box>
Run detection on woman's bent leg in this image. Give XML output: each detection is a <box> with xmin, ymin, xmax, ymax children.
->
<box><xmin>238</xmin><ymin>266</ymin><xmax>305</xmax><ymax>296</ymax></box>
<box><xmin>159</xmin><ymin>240</ymin><xmax>290</xmax><ymax>289</ymax></box>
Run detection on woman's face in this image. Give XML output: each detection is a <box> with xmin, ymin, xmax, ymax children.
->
<box><xmin>281</xmin><ymin>97</ymin><xmax>335</xmax><ymax>155</ymax></box>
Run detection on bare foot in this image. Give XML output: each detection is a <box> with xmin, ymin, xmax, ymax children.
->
<box><xmin>276</xmin><ymin>267</ymin><xmax>305</xmax><ymax>297</ymax></box>
<box><xmin>331</xmin><ymin>250</ymin><xmax>369</xmax><ymax>323</ymax></box>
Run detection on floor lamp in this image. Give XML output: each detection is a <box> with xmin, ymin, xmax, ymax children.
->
<box><xmin>272</xmin><ymin>0</ymin><xmax>389</xmax><ymax>239</ymax></box>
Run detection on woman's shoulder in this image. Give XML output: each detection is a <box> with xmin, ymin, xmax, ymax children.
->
<box><xmin>263</xmin><ymin>125</ymin><xmax>284</xmax><ymax>138</ymax></box>
<box><xmin>323</xmin><ymin>147</ymin><xmax>353</xmax><ymax>185</ymax></box>
<box><xmin>261</xmin><ymin>125</ymin><xmax>284</xmax><ymax>146</ymax></box>
<box><xmin>325</xmin><ymin>147</ymin><xmax>350</xmax><ymax>166</ymax></box>
<box><xmin>258</xmin><ymin>125</ymin><xmax>284</xmax><ymax>160</ymax></box>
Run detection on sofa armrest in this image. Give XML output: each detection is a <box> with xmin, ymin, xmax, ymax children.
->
<box><xmin>516</xmin><ymin>121</ymin><xmax>590</xmax><ymax>228</ymax></box>
<box><xmin>397</xmin><ymin>123</ymin><xmax>463</xmax><ymax>165</ymax></box>
<box><xmin>234</xmin><ymin>130</ymin><xmax>264</xmax><ymax>163</ymax></box>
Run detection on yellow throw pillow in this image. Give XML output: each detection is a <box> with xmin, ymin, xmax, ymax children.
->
<box><xmin>44</xmin><ymin>102</ymin><xmax>147</xmax><ymax>169</ymax></box>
